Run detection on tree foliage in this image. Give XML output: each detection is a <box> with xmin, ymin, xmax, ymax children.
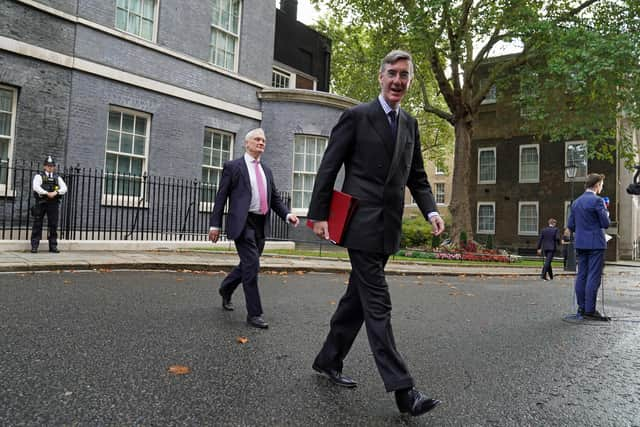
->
<box><xmin>311</xmin><ymin>0</ymin><xmax>640</xmax><ymax>240</ymax></box>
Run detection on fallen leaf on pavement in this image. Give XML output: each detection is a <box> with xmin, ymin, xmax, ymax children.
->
<box><xmin>237</xmin><ymin>336</ymin><xmax>248</xmax><ymax>344</ymax></box>
<box><xmin>168</xmin><ymin>365</ymin><xmax>191</xmax><ymax>375</ymax></box>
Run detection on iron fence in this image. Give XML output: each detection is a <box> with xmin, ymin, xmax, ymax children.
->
<box><xmin>0</xmin><ymin>160</ymin><xmax>290</xmax><ymax>242</ymax></box>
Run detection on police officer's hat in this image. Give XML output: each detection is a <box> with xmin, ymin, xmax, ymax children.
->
<box><xmin>43</xmin><ymin>156</ymin><xmax>55</xmax><ymax>166</ymax></box>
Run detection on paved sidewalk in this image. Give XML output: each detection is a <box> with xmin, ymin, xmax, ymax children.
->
<box><xmin>2</xmin><ymin>241</ymin><xmax>638</xmax><ymax>275</ymax></box>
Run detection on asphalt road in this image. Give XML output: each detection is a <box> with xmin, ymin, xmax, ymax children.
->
<box><xmin>1</xmin><ymin>268</ymin><xmax>639</xmax><ymax>426</ymax></box>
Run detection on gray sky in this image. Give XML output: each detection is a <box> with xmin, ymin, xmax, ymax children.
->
<box><xmin>275</xmin><ymin>0</ymin><xmax>327</xmax><ymax>25</ymax></box>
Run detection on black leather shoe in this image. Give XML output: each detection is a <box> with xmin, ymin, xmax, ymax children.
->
<box><xmin>247</xmin><ymin>316</ymin><xmax>269</xmax><ymax>329</ymax></box>
<box><xmin>312</xmin><ymin>363</ymin><xmax>357</xmax><ymax>388</ymax></box>
<box><xmin>49</xmin><ymin>247</ymin><xmax>60</xmax><ymax>253</ymax></box>
<box><xmin>583</xmin><ymin>310</ymin><xmax>611</xmax><ymax>321</ymax></box>
<box><xmin>577</xmin><ymin>307</ymin><xmax>585</xmax><ymax>316</ymax></box>
<box><xmin>219</xmin><ymin>288</ymin><xmax>234</xmax><ymax>311</ymax></box>
<box><xmin>395</xmin><ymin>388</ymin><xmax>441</xmax><ymax>416</ymax></box>
<box><xmin>30</xmin><ymin>247</ymin><xmax>38</xmax><ymax>253</ymax></box>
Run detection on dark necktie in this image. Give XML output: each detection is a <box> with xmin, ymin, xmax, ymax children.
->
<box><xmin>388</xmin><ymin>110</ymin><xmax>397</xmax><ymax>141</ymax></box>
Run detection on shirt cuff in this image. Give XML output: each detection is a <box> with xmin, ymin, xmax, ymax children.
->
<box><xmin>427</xmin><ymin>212</ymin><xmax>440</xmax><ymax>220</ymax></box>
<box><xmin>209</xmin><ymin>227</ymin><xmax>220</xmax><ymax>232</ymax></box>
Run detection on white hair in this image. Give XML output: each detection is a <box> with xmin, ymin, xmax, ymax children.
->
<box><xmin>244</xmin><ymin>128</ymin><xmax>265</xmax><ymax>142</ymax></box>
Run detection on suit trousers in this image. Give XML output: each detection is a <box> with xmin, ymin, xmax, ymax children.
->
<box><xmin>541</xmin><ymin>250</ymin><xmax>554</xmax><ymax>279</ymax></box>
<box><xmin>314</xmin><ymin>248</ymin><xmax>414</xmax><ymax>392</ymax></box>
<box><xmin>30</xmin><ymin>202</ymin><xmax>59</xmax><ymax>249</ymax></box>
<box><xmin>575</xmin><ymin>248</ymin><xmax>605</xmax><ymax>313</ymax></box>
<box><xmin>220</xmin><ymin>214</ymin><xmax>266</xmax><ymax>317</ymax></box>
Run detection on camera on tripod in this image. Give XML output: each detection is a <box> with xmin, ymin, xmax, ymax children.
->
<box><xmin>627</xmin><ymin>165</ymin><xmax>640</xmax><ymax>195</ymax></box>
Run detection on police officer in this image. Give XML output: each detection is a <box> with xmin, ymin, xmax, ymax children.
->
<box><xmin>30</xmin><ymin>156</ymin><xmax>67</xmax><ymax>253</ymax></box>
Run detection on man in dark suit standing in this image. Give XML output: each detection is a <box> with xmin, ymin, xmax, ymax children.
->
<box><xmin>568</xmin><ymin>173</ymin><xmax>610</xmax><ymax>321</ymax></box>
<box><xmin>209</xmin><ymin>128</ymin><xmax>299</xmax><ymax>329</ymax></box>
<box><xmin>307</xmin><ymin>50</ymin><xmax>445</xmax><ymax>417</ymax></box>
<box><xmin>537</xmin><ymin>218</ymin><xmax>560</xmax><ymax>280</ymax></box>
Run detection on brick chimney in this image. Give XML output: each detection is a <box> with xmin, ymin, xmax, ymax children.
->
<box><xmin>280</xmin><ymin>0</ymin><xmax>298</xmax><ymax>20</ymax></box>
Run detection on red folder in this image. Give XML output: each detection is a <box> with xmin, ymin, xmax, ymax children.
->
<box><xmin>306</xmin><ymin>190</ymin><xmax>358</xmax><ymax>245</ymax></box>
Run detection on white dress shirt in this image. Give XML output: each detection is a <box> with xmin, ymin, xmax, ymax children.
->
<box><xmin>32</xmin><ymin>172</ymin><xmax>67</xmax><ymax>196</ymax></box>
<box><xmin>244</xmin><ymin>153</ymin><xmax>268</xmax><ymax>214</ymax></box>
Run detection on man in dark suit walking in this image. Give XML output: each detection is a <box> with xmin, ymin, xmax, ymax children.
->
<box><xmin>307</xmin><ymin>50</ymin><xmax>445</xmax><ymax>417</ymax></box>
<box><xmin>568</xmin><ymin>173</ymin><xmax>611</xmax><ymax>321</ymax></box>
<box><xmin>537</xmin><ymin>218</ymin><xmax>560</xmax><ymax>280</ymax></box>
<box><xmin>209</xmin><ymin>128</ymin><xmax>299</xmax><ymax>329</ymax></box>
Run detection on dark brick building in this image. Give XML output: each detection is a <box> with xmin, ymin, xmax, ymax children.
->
<box><xmin>470</xmin><ymin>56</ymin><xmax>619</xmax><ymax>259</ymax></box>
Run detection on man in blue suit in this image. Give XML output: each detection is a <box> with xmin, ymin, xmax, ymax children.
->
<box><xmin>537</xmin><ymin>218</ymin><xmax>560</xmax><ymax>280</ymax></box>
<box><xmin>209</xmin><ymin>128</ymin><xmax>299</xmax><ymax>329</ymax></box>
<box><xmin>567</xmin><ymin>173</ymin><xmax>611</xmax><ymax>321</ymax></box>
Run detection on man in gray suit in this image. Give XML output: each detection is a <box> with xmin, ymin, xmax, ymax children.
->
<box><xmin>308</xmin><ymin>50</ymin><xmax>445</xmax><ymax>417</ymax></box>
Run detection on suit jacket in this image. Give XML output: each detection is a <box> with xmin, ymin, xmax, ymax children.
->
<box><xmin>308</xmin><ymin>99</ymin><xmax>437</xmax><ymax>254</ymax></box>
<box><xmin>209</xmin><ymin>156</ymin><xmax>289</xmax><ymax>240</ymax></box>
<box><xmin>537</xmin><ymin>226</ymin><xmax>560</xmax><ymax>252</ymax></box>
<box><xmin>567</xmin><ymin>191</ymin><xmax>610</xmax><ymax>250</ymax></box>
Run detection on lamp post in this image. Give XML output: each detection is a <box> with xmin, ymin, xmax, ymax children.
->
<box><xmin>565</xmin><ymin>163</ymin><xmax>578</xmax><ymax>271</ymax></box>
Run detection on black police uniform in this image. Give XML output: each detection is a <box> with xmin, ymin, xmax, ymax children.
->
<box><xmin>30</xmin><ymin>171</ymin><xmax>63</xmax><ymax>252</ymax></box>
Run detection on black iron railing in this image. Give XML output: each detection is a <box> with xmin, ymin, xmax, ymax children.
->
<box><xmin>0</xmin><ymin>160</ymin><xmax>290</xmax><ymax>242</ymax></box>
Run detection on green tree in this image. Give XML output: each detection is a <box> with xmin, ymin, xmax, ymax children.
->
<box><xmin>312</xmin><ymin>0</ymin><xmax>640</xmax><ymax>241</ymax></box>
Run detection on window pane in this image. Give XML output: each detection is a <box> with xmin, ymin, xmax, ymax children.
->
<box><xmin>117</xmin><ymin>0</ymin><xmax>127</xmax><ymax>8</ymax></box>
<box><xmin>0</xmin><ymin>89</ymin><xmax>13</xmax><ymax>111</ymax></box>
<box><xmin>0</xmin><ymin>138</ymin><xmax>9</xmax><ymax>159</ymax></box>
<box><xmin>107</xmin><ymin>130</ymin><xmax>120</xmax><ymax>151</ymax></box>
<box><xmin>130</xmin><ymin>0</ymin><xmax>141</xmax><ymax>14</ymax></box>
<box><xmin>122</xmin><ymin>114</ymin><xmax>134</xmax><ymax>133</ymax></box>
<box><xmin>142</xmin><ymin>0</ymin><xmax>154</xmax><ymax>19</ymax></box>
<box><xmin>115</xmin><ymin>8</ymin><xmax>127</xmax><ymax>29</ymax></box>
<box><xmin>118</xmin><ymin>156</ymin><xmax>130</xmax><ymax>174</ymax></box>
<box><xmin>135</xmin><ymin>117</ymin><xmax>146</xmax><ymax>136</ymax></box>
<box><xmin>203</xmin><ymin>147</ymin><xmax>211</xmax><ymax>165</ymax></box>
<box><xmin>133</xmin><ymin>136</ymin><xmax>145</xmax><ymax>155</ymax></box>
<box><xmin>128</xmin><ymin>14</ymin><xmax>140</xmax><ymax>35</ymax></box>
<box><xmin>0</xmin><ymin>112</ymin><xmax>11</xmax><ymax>136</ymax></box>
<box><xmin>131</xmin><ymin>157</ymin><xmax>143</xmax><ymax>175</ymax></box>
<box><xmin>108</xmin><ymin>111</ymin><xmax>121</xmax><ymax>130</ymax></box>
<box><xmin>121</xmin><ymin>133</ymin><xmax>133</xmax><ymax>153</ymax></box>
<box><xmin>141</xmin><ymin>20</ymin><xmax>153</xmax><ymax>40</ymax></box>
<box><xmin>105</xmin><ymin>153</ymin><xmax>118</xmax><ymax>172</ymax></box>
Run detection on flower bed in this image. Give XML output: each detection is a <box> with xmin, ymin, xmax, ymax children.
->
<box><xmin>398</xmin><ymin>249</ymin><xmax>518</xmax><ymax>263</ymax></box>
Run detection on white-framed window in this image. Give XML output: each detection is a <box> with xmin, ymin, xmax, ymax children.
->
<box><xmin>0</xmin><ymin>85</ymin><xmax>17</xmax><ymax>195</ymax></box>
<box><xmin>434</xmin><ymin>183</ymin><xmax>445</xmax><ymax>204</ymax></box>
<box><xmin>518</xmin><ymin>201</ymin><xmax>538</xmax><ymax>235</ymax></box>
<box><xmin>477</xmin><ymin>202</ymin><xmax>495</xmax><ymax>234</ymax></box>
<box><xmin>209</xmin><ymin>0</ymin><xmax>241</xmax><ymax>71</ymax></box>
<box><xmin>201</xmin><ymin>128</ymin><xmax>233</xmax><ymax>211</ymax></box>
<box><xmin>115</xmin><ymin>0</ymin><xmax>158</xmax><ymax>41</ymax></box>
<box><xmin>435</xmin><ymin>162</ymin><xmax>446</xmax><ymax>175</ymax></box>
<box><xmin>519</xmin><ymin>144</ymin><xmax>539</xmax><ymax>183</ymax></box>
<box><xmin>478</xmin><ymin>147</ymin><xmax>496</xmax><ymax>184</ymax></box>
<box><xmin>565</xmin><ymin>141</ymin><xmax>588</xmax><ymax>181</ymax></box>
<box><xmin>292</xmin><ymin>134</ymin><xmax>327</xmax><ymax>214</ymax></box>
<box><xmin>103</xmin><ymin>107</ymin><xmax>150</xmax><ymax>206</ymax></box>
<box><xmin>272</xmin><ymin>68</ymin><xmax>291</xmax><ymax>88</ymax></box>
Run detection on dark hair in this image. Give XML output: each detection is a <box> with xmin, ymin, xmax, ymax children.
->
<box><xmin>379</xmin><ymin>50</ymin><xmax>414</xmax><ymax>77</ymax></box>
<box><xmin>585</xmin><ymin>173</ymin><xmax>604</xmax><ymax>189</ymax></box>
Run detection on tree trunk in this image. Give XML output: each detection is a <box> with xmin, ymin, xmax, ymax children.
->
<box><xmin>448</xmin><ymin>119</ymin><xmax>474</xmax><ymax>243</ymax></box>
